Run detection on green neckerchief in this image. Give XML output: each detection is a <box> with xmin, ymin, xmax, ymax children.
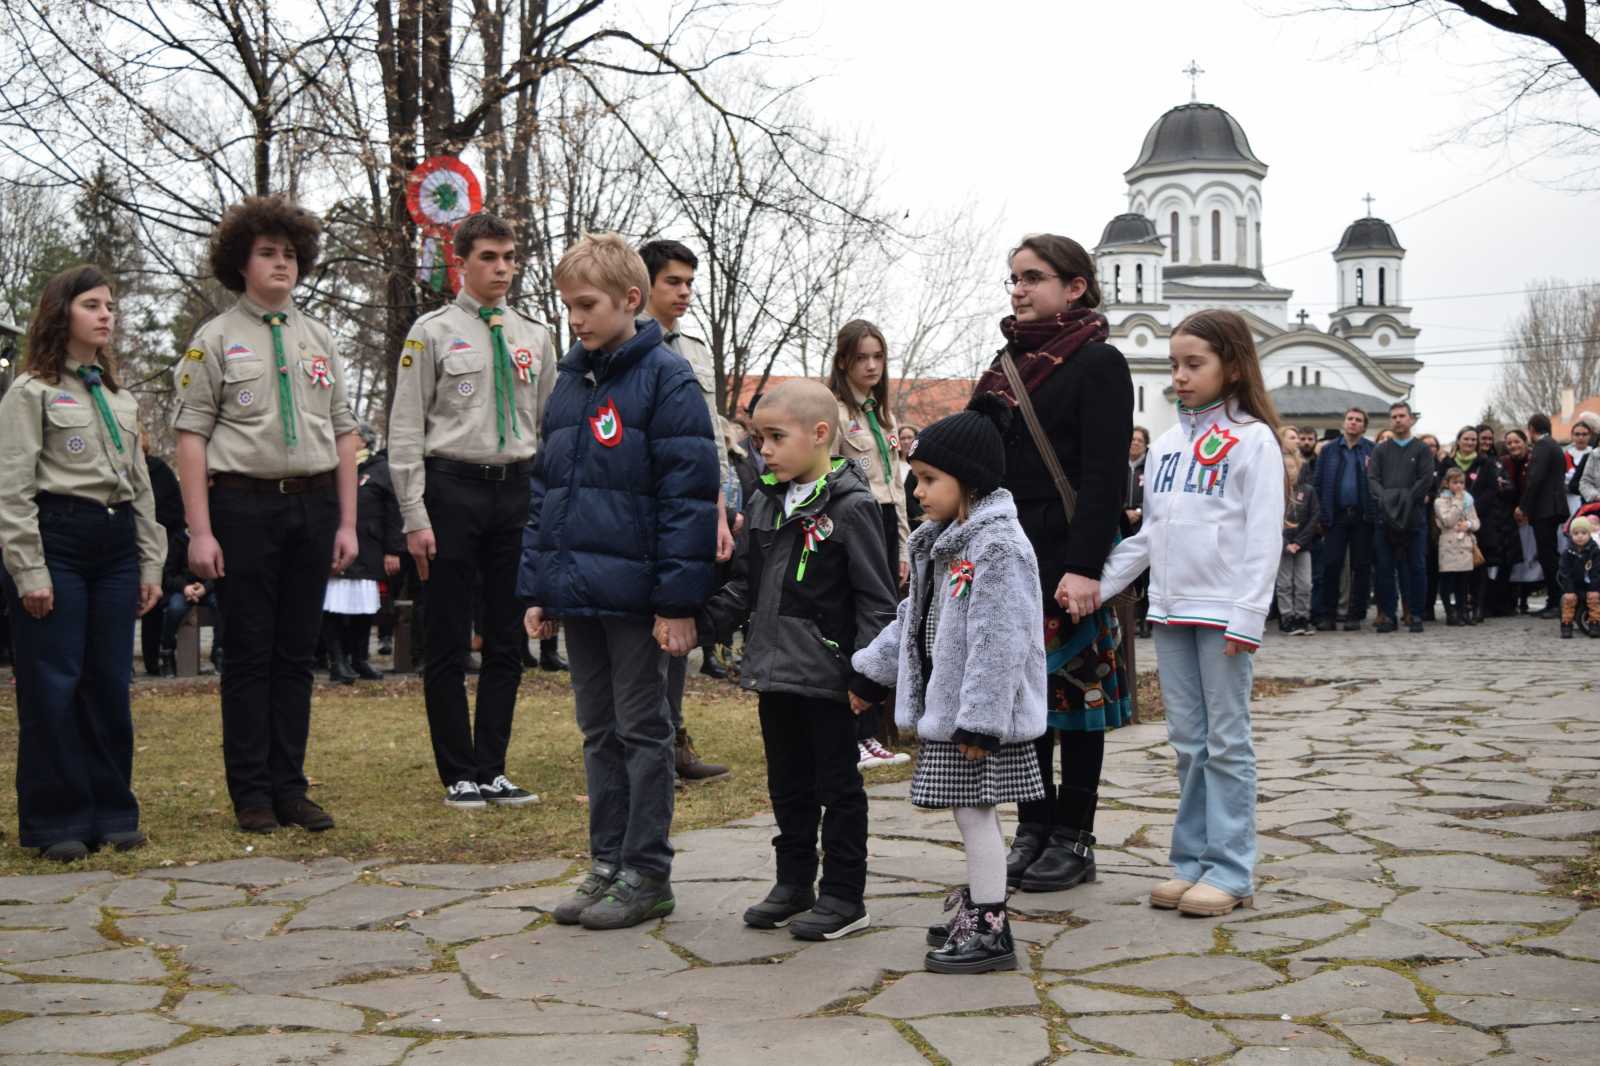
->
<box><xmin>74</xmin><ymin>365</ymin><xmax>124</xmax><ymax>454</ymax></box>
<box><xmin>478</xmin><ymin>305</ymin><xmax>522</xmax><ymax>451</ymax></box>
<box><xmin>1454</xmin><ymin>452</ymin><xmax>1474</xmax><ymax>473</ymax></box>
<box><xmin>860</xmin><ymin>396</ymin><xmax>893</xmax><ymax>489</ymax></box>
<box><xmin>262</xmin><ymin>312</ymin><xmax>298</xmax><ymax>448</ymax></box>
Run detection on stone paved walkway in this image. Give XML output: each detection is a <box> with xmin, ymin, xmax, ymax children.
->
<box><xmin>0</xmin><ymin>616</ymin><xmax>1595</xmax><ymax>1065</ymax></box>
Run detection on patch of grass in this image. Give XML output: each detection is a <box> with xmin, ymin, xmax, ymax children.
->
<box><xmin>0</xmin><ymin>672</ymin><xmax>912</xmax><ymax>877</ymax></box>
<box><xmin>1133</xmin><ymin>673</ymin><xmax>1315</xmax><ymax>722</ymax></box>
<box><xmin>1552</xmin><ymin>838</ymin><xmax>1600</xmax><ymax>905</ymax></box>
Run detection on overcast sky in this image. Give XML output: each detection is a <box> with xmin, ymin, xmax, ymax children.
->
<box><xmin>755</xmin><ymin>0</ymin><xmax>1600</xmax><ymax>437</ymax></box>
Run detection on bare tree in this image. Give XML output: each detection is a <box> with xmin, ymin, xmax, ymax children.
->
<box><xmin>1289</xmin><ymin>2</ymin><xmax>1600</xmax><ymax>185</ymax></box>
<box><xmin>1493</xmin><ymin>278</ymin><xmax>1600</xmax><ymax>418</ymax></box>
<box><xmin>0</xmin><ymin>182</ymin><xmax>74</xmax><ymax>326</ymax></box>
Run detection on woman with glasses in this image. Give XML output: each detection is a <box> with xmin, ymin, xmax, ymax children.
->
<box><xmin>972</xmin><ymin>235</ymin><xmax>1135</xmax><ymax>893</ymax></box>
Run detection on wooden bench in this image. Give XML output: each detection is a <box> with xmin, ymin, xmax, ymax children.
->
<box><xmin>173</xmin><ymin>604</ymin><xmax>218</xmax><ymax>678</ymax></box>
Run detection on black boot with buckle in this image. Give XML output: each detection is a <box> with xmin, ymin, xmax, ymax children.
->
<box><xmin>1018</xmin><ymin>828</ymin><xmax>1097</xmax><ymax>892</ymax></box>
<box><xmin>1004</xmin><ymin>823</ymin><xmax>1048</xmax><ymax>888</ymax></box>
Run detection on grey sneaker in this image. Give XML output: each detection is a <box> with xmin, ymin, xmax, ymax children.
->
<box><xmin>551</xmin><ymin>863</ymin><xmax>617</xmax><ymax>926</ymax></box>
<box><xmin>578</xmin><ymin>867</ymin><xmax>675</xmax><ymax>930</ymax></box>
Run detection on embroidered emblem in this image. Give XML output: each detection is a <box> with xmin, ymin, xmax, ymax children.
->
<box><xmin>1193</xmin><ymin>423</ymin><xmax>1240</xmax><ymax>467</ymax></box>
<box><xmin>984</xmin><ymin>911</ymin><xmax>1005</xmax><ymax>933</ymax></box>
<box><xmin>848</xmin><ymin>419</ymin><xmax>862</xmax><ymax>433</ymax></box>
<box><xmin>223</xmin><ymin>343</ymin><xmax>253</xmax><ymax>360</ymax></box>
<box><xmin>457</xmin><ymin>380</ymin><xmax>475</xmax><ymax>397</ymax></box>
<box><xmin>303</xmin><ymin>355</ymin><xmax>334</xmax><ymax>388</ymax></box>
<box><xmin>50</xmin><ymin>392</ymin><xmax>80</xmax><ymax>406</ymax></box>
<box><xmin>404</xmin><ymin>338</ymin><xmax>424</xmax><ymax>352</ymax></box>
<box><xmin>590</xmin><ymin>398</ymin><xmax>623</xmax><ymax>448</ymax></box>
<box><xmin>66</xmin><ymin>435</ymin><xmax>87</xmax><ymax>454</ymax></box>
<box><xmin>948</xmin><ymin>559</ymin><xmax>975</xmax><ymax>599</ymax></box>
<box><xmin>179</xmin><ymin>373</ymin><xmax>191</xmax><ymax>390</ymax></box>
<box><xmin>400</xmin><ymin>354</ymin><xmax>414</xmax><ymax>368</ymax></box>
<box><xmin>511</xmin><ymin>347</ymin><xmax>535</xmax><ymax>384</ymax></box>
<box><xmin>449</xmin><ymin>337</ymin><xmax>472</xmax><ymax>353</ymax></box>
<box><xmin>237</xmin><ymin>389</ymin><xmax>254</xmax><ymax>407</ymax></box>
<box><xmin>185</xmin><ymin>347</ymin><xmax>206</xmax><ymax>362</ymax></box>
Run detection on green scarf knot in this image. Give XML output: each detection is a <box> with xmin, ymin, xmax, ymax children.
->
<box><xmin>74</xmin><ymin>365</ymin><xmax>123</xmax><ymax>454</ymax></box>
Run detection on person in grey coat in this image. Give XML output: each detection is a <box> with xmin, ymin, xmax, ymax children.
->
<box><xmin>852</xmin><ymin>394</ymin><xmax>1047</xmax><ymax>975</ymax></box>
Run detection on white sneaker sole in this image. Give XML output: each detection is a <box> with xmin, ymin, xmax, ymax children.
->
<box><xmin>485</xmin><ymin>793</ymin><xmax>540</xmax><ymax>807</ymax></box>
<box><xmin>815</xmin><ymin>912</ymin><xmax>871</xmax><ymax>940</ymax></box>
<box><xmin>857</xmin><ymin>757</ymin><xmax>886</xmax><ymax>770</ymax></box>
<box><xmin>444</xmin><ymin>797</ymin><xmax>487</xmax><ymax>809</ymax></box>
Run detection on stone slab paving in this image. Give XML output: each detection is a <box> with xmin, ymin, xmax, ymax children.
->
<box><xmin>0</xmin><ymin>616</ymin><xmax>1592</xmax><ymax>1063</ymax></box>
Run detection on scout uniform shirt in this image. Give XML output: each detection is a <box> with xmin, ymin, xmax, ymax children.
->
<box><xmin>172</xmin><ymin>295</ymin><xmax>360</xmax><ymax>478</ymax></box>
<box><xmin>0</xmin><ymin>359</ymin><xmax>166</xmax><ymax>595</ymax></box>
<box><xmin>652</xmin><ymin>317</ymin><xmax>733</xmax><ymax>490</ymax></box>
<box><xmin>836</xmin><ymin>391</ymin><xmax>910</xmax><ymax>564</ymax></box>
<box><xmin>388</xmin><ymin>289</ymin><xmax>559</xmax><ymax>533</ymax></box>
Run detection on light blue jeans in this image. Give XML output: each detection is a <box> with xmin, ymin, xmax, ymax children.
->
<box><xmin>1153</xmin><ymin>624</ymin><xmax>1256</xmax><ymax>897</ymax></box>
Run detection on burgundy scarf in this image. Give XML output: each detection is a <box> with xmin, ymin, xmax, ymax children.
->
<box><xmin>974</xmin><ymin>308</ymin><xmax>1110</xmax><ymax>404</ymax></box>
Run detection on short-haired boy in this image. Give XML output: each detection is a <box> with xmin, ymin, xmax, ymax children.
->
<box><xmin>520</xmin><ymin>233</ymin><xmax>719</xmax><ymax>930</ymax></box>
<box><xmin>1558</xmin><ymin>516</ymin><xmax>1600</xmax><ymax>638</ymax></box>
<box><xmin>699</xmin><ymin>379</ymin><xmax>899</xmax><ymax>939</ymax></box>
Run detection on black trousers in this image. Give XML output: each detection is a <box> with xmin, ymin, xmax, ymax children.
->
<box><xmin>1319</xmin><ymin>510</ymin><xmax>1372</xmax><ymax>621</ymax></box>
<box><xmin>420</xmin><ymin>470</ymin><xmax>528</xmax><ymax>787</ymax></box>
<box><xmin>759</xmin><ymin>692</ymin><xmax>869</xmax><ymax>904</ymax></box>
<box><xmin>140</xmin><ymin>607</ymin><xmax>164</xmax><ymax>676</ymax></box>
<box><xmin>3</xmin><ymin>500</ymin><xmax>140</xmax><ymax>848</ymax></box>
<box><xmin>1532</xmin><ymin>516</ymin><xmax>1562</xmax><ymax>604</ymax></box>
<box><xmin>1017</xmin><ymin>726</ymin><xmax>1105</xmax><ymax>834</ymax></box>
<box><xmin>211</xmin><ymin>486</ymin><xmax>338</xmax><ymax>812</ymax></box>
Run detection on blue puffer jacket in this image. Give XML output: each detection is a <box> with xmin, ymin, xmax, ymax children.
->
<box><xmin>517</xmin><ymin>318</ymin><xmax>719</xmax><ymax>619</ymax></box>
<box><xmin>1316</xmin><ymin>435</ymin><xmax>1377</xmax><ymax>528</ymax></box>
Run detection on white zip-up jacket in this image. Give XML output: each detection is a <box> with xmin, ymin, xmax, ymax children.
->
<box><xmin>1100</xmin><ymin>398</ymin><xmax>1285</xmax><ymax>648</ymax></box>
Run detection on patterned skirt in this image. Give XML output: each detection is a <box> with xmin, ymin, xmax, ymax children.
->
<box><xmin>1043</xmin><ymin>605</ymin><xmax>1134</xmax><ymax>733</ymax></box>
<box><xmin>909</xmin><ymin>739</ymin><xmax>1046</xmax><ymax>809</ymax></box>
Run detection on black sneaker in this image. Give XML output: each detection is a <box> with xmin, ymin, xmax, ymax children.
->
<box><xmin>444</xmin><ymin>780</ymin><xmax>487</xmax><ymax>810</ymax></box>
<box><xmin>1342</xmin><ymin>619</ymin><xmax>1362</xmax><ymax>631</ymax></box>
<box><xmin>1375</xmin><ymin>620</ymin><xmax>1397</xmax><ymax>634</ymax></box>
<box><xmin>40</xmin><ymin>840</ymin><xmax>89</xmax><ymax>863</ymax></box>
<box><xmin>579</xmin><ymin>868</ymin><xmax>675</xmax><ymax>930</ymax></box>
<box><xmin>478</xmin><ymin>775</ymin><xmax>539</xmax><ymax>807</ymax></box>
<box><xmin>552</xmin><ymin>863</ymin><xmax>617</xmax><ymax>925</ymax></box>
<box><xmin>743</xmin><ymin>883</ymin><xmax>816</xmax><ymax>929</ymax></box>
<box><xmin>1408</xmin><ymin>620</ymin><xmax>1425</xmax><ymax>633</ymax></box>
<box><xmin>1315</xmin><ymin>618</ymin><xmax>1336</xmax><ymax>632</ymax></box>
<box><xmin>788</xmin><ymin>895</ymin><xmax>870</xmax><ymax>941</ymax></box>
<box><xmin>1561</xmin><ymin>623</ymin><xmax>1574</xmax><ymax>639</ymax></box>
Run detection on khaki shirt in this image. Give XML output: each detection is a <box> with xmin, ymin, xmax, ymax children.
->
<box><xmin>389</xmin><ymin>290</ymin><xmax>559</xmax><ymax>533</ymax></box>
<box><xmin>836</xmin><ymin>394</ymin><xmax>910</xmax><ymax>564</ymax></box>
<box><xmin>654</xmin><ymin>319</ymin><xmax>733</xmax><ymax>491</ymax></box>
<box><xmin>172</xmin><ymin>295</ymin><xmax>360</xmax><ymax>478</ymax></box>
<box><xmin>0</xmin><ymin>360</ymin><xmax>166</xmax><ymax>595</ymax></box>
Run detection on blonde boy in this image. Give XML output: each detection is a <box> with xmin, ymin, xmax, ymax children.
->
<box><xmin>518</xmin><ymin>234</ymin><xmax>719</xmax><ymax>929</ymax></box>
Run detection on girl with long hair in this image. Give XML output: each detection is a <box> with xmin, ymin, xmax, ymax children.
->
<box><xmin>0</xmin><ymin>265</ymin><xmax>165</xmax><ymax>861</ymax></box>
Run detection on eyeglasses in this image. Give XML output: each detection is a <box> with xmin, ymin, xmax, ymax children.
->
<box><xmin>1003</xmin><ymin>270</ymin><xmax>1063</xmax><ymax>294</ymax></box>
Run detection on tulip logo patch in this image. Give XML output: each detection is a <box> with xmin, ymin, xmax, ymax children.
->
<box><xmin>590</xmin><ymin>398</ymin><xmax>623</xmax><ymax>448</ymax></box>
<box><xmin>1193</xmin><ymin>423</ymin><xmax>1239</xmax><ymax>466</ymax></box>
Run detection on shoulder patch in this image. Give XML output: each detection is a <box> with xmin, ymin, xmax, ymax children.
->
<box><xmin>404</xmin><ymin>337</ymin><xmax>424</xmax><ymax>352</ymax></box>
<box><xmin>400</xmin><ymin>354</ymin><xmax>414</xmax><ymax>368</ymax></box>
<box><xmin>179</xmin><ymin>372</ymin><xmax>192</xmax><ymax>390</ymax></box>
<box><xmin>185</xmin><ymin>347</ymin><xmax>205</xmax><ymax>362</ymax></box>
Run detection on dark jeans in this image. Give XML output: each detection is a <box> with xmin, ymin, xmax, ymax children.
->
<box><xmin>758</xmin><ymin>691</ymin><xmax>868</xmax><ymax>904</ymax></box>
<box><xmin>1374</xmin><ymin>523</ymin><xmax>1428</xmax><ymax>622</ymax></box>
<box><xmin>3</xmin><ymin>499</ymin><xmax>140</xmax><ymax>848</ymax></box>
<box><xmin>420</xmin><ymin>470</ymin><xmax>528</xmax><ymax>787</ymax></box>
<box><xmin>160</xmin><ymin>589</ymin><xmax>218</xmax><ymax>648</ymax></box>
<box><xmin>211</xmin><ymin>485</ymin><xmax>339</xmax><ymax>812</ymax></box>
<box><xmin>665</xmin><ymin>654</ymin><xmax>686</xmax><ymax>732</ymax></box>
<box><xmin>1319</xmin><ymin>510</ymin><xmax>1371</xmax><ymax>621</ymax></box>
<box><xmin>1439</xmin><ymin>570</ymin><xmax>1484</xmax><ymax>614</ymax></box>
<box><xmin>566</xmin><ymin>615</ymin><xmax>675</xmax><ymax>877</ymax></box>
<box><xmin>1532</xmin><ymin>515</ymin><xmax>1562</xmax><ymax>604</ymax></box>
<box><xmin>1018</xmin><ymin>726</ymin><xmax>1105</xmax><ymax>833</ymax></box>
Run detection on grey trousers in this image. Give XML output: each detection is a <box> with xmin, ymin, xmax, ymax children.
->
<box><xmin>665</xmin><ymin>654</ymin><xmax>686</xmax><ymax>731</ymax></box>
<box><xmin>565</xmin><ymin>616</ymin><xmax>675</xmax><ymax>877</ymax></box>
<box><xmin>1276</xmin><ymin>550</ymin><xmax>1312</xmax><ymax>619</ymax></box>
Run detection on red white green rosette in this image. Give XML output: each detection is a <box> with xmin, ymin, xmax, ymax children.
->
<box><xmin>948</xmin><ymin>559</ymin><xmax>975</xmax><ymax>599</ymax></box>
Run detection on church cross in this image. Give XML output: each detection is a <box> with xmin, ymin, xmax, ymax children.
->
<box><xmin>1296</xmin><ymin>309</ymin><xmax>1310</xmax><ymax>327</ymax></box>
<box><xmin>1362</xmin><ymin>192</ymin><xmax>1376</xmax><ymax>217</ymax></box>
<box><xmin>1183</xmin><ymin>60</ymin><xmax>1205</xmax><ymax>102</ymax></box>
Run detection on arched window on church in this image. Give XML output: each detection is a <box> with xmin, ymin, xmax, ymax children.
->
<box><xmin>1113</xmin><ymin>264</ymin><xmax>1121</xmax><ymax>303</ymax></box>
<box><xmin>1211</xmin><ymin>211</ymin><xmax>1222</xmax><ymax>261</ymax></box>
<box><xmin>1170</xmin><ymin>212</ymin><xmax>1180</xmax><ymax>262</ymax></box>
<box><xmin>1355</xmin><ymin>268</ymin><xmax>1365</xmax><ymax>307</ymax></box>
<box><xmin>1138</xmin><ymin>385</ymin><xmax>1145</xmax><ymax>412</ymax></box>
<box><xmin>1378</xmin><ymin>267</ymin><xmax>1387</xmax><ymax>306</ymax></box>
<box><xmin>1135</xmin><ymin>264</ymin><xmax>1144</xmax><ymax>302</ymax></box>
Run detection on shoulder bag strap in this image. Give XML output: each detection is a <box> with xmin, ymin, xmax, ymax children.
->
<box><xmin>999</xmin><ymin>349</ymin><xmax>1076</xmax><ymax>523</ymax></box>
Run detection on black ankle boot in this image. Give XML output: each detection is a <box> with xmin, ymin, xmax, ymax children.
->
<box><xmin>328</xmin><ymin>648</ymin><xmax>357</xmax><ymax>685</ymax></box>
<box><xmin>350</xmin><ymin>655</ymin><xmax>382</xmax><ymax>681</ymax></box>
<box><xmin>1445</xmin><ymin>606</ymin><xmax>1460</xmax><ymax>626</ymax></box>
<box><xmin>1005</xmin><ymin>823</ymin><xmax>1049</xmax><ymax>888</ymax></box>
<box><xmin>1018</xmin><ymin>828</ymin><xmax>1096</xmax><ymax>892</ymax></box>
<box><xmin>158</xmin><ymin>650</ymin><xmax>178</xmax><ymax>678</ymax></box>
<box><xmin>925</xmin><ymin>900</ymin><xmax>1016</xmax><ymax>974</ymax></box>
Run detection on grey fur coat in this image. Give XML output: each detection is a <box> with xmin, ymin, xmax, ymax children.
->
<box><xmin>852</xmin><ymin>489</ymin><xmax>1048</xmax><ymax>745</ymax></box>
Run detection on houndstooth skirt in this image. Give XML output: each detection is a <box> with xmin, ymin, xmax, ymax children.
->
<box><xmin>909</xmin><ymin>739</ymin><xmax>1046</xmax><ymax>809</ymax></box>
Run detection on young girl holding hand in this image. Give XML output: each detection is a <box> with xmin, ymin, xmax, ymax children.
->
<box><xmin>1089</xmin><ymin>309</ymin><xmax>1286</xmax><ymax>916</ymax></box>
<box><xmin>852</xmin><ymin>395</ymin><xmax>1047</xmax><ymax>973</ymax></box>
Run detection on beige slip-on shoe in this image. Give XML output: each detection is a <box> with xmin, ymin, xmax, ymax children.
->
<box><xmin>1176</xmin><ymin>882</ymin><xmax>1253</xmax><ymax>916</ymax></box>
<box><xmin>1149</xmin><ymin>878</ymin><xmax>1195</xmax><ymax>909</ymax></box>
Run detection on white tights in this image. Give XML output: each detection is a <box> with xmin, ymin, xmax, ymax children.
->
<box><xmin>953</xmin><ymin>805</ymin><xmax>1007</xmax><ymax>905</ymax></box>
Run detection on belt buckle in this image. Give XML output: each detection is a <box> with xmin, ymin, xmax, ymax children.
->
<box><xmin>277</xmin><ymin>478</ymin><xmax>302</xmax><ymax>495</ymax></box>
<box><xmin>485</xmin><ymin>464</ymin><xmax>507</xmax><ymax>482</ymax></box>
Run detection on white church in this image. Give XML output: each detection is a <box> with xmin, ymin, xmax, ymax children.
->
<box><xmin>1094</xmin><ymin>96</ymin><xmax>1421</xmax><ymax>438</ymax></box>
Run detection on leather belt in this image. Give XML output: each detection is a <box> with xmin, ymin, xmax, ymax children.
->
<box><xmin>425</xmin><ymin>457</ymin><xmax>534</xmax><ymax>483</ymax></box>
<box><xmin>211</xmin><ymin>471</ymin><xmax>336</xmax><ymax>495</ymax></box>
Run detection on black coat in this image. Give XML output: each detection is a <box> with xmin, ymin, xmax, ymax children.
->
<box><xmin>345</xmin><ymin>451</ymin><xmax>403</xmax><ymax>583</ymax></box>
<box><xmin>1444</xmin><ymin>453</ymin><xmax>1507</xmax><ymax>558</ymax></box>
<box><xmin>1521</xmin><ymin>435</ymin><xmax>1569</xmax><ymax>521</ymax></box>
<box><xmin>990</xmin><ymin>340</ymin><xmax>1133</xmax><ymax>603</ymax></box>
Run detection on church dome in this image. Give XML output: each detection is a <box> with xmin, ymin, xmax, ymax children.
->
<box><xmin>1336</xmin><ymin>216</ymin><xmax>1405</xmax><ymax>255</ymax></box>
<box><xmin>1097</xmin><ymin>212</ymin><xmax>1160</xmax><ymax>249</ymax></box>
<box><xmin>1125</xmin><ymin>103</ymin><xmax>1266</xmax><ymax>179</ymax></box>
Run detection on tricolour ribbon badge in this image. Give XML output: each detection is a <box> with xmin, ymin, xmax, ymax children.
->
<box><xmin>511</xmin><ymin>348</ymin><xmax>534</xmax><ymax>384</ymax></box>
<box><xmin>303</xmin><ymin>356</ymin><xmax>334</xmax><ymax>389</ymax></box>
<box><xmin>948</xmin><ymin>559</ymin><xmax>975</xmax><ymax>599</ymax></box>
<box><xmin>795</xmin><ymin>514</ymin><xmax>833</xmax><ymax>582</ymax></box>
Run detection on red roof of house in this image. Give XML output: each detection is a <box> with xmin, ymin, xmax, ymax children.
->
<box><xmin>1554</xmin><ymin>396</ymin><xmax>1600</xmax><ymax>440</ymax></box>
<box><xmin>733</xmin><ymin>376</ymin><xmax>977</xmax><ymax>430</ymax></box>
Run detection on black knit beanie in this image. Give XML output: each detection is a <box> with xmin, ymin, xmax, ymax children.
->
<box><xmin>906</xmin><ymin>393</ymin><xmax>1013</xmax><ymax>497</ymax></box>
